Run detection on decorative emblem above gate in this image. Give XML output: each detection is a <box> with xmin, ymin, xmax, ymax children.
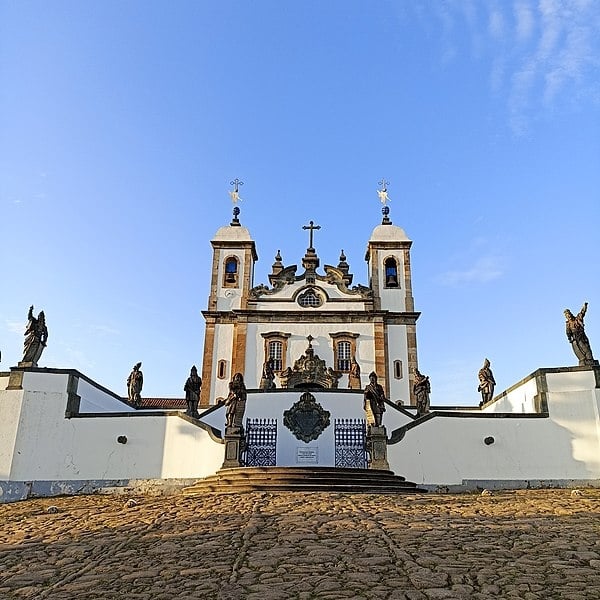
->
<box><xmin>283</xmin><ymin>391</ymin><xmax>331</xmax><ymax>443</ymax></box>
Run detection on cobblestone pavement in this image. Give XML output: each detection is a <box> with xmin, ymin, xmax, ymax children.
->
<box><xmin>1</xmin><ymin>489</ymin><xmax>600</xmax><ymax>599</ymax></box>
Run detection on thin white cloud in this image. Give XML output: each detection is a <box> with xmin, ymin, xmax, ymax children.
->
<box><xmin>437</xmin><ymin>255</ymin><xmax>504</xmax><ymax>286</ymax></box>
<box><xmin>489</xmin><ymin>8</ymin><xmax>505</xmax><ymax>40</ymax></box>
<box><xmin>409</xmin><ymin>1</ymin><xmax>600</xmax><ymax>135</ymax></box>
<box><xmin>88</xmin><ymin>324</ymin><xmax>120</xmax><ymax>336</ymax></box>
<box><xmin>514</xmin><ymin>0</ymin><xmax>534</xmax><ymax>43</ymax></box>
<box><xmin>5</xmin><ymin>320</ymin><xmax>24</xmax><ymax>334</ymax></box>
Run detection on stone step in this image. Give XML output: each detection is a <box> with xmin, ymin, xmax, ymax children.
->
<box><xmin>183</xmin><ymin>467</ymin><xmax>427</xmax><ymax>495</ymax></box>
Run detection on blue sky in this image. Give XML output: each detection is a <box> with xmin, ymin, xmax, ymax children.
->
<box><xmin>1</xmin><ymin>1</ymin><xmax>599</xmax><ymax>404</ymax></box>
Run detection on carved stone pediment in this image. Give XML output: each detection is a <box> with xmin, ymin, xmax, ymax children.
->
<box><xmin>283</xmin><ymin>391</ymin><xmax>331</xmax><ymax>443</ymax></box>
<box><xmin>280</xmin><ymin>344</ymin><xmax>341</xmax><ymax>389</ymax></box>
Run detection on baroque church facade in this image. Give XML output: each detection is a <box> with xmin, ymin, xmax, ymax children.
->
<box><xmin>200</xmin><ymin>199</ymin><xmax>421</xmax><ymax>408</ymax></box>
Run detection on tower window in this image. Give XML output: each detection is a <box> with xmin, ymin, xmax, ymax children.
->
<box><xmin>384</xmin><ymin>257</ymin><xmax>399</xmax><ymax>288</ymax></box>
<box><xmin>394</xmin><ymin>360</ymin><xmax>403</xmax><ymax>379</ymax></box>
<box><xmin>217</xmin><ymin>360</ymin><xmax>227</xmax><ymax>379</ymax></box>
<box><xmin>223</xmin><ymin>257</ymin><xmax>239</xmax><ymax>287</ymax></box>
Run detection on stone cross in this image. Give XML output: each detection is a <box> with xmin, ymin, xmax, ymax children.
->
<box><xmin>302</xmin><ymin>221</ymin><xmax>321</xmax><ymax>250</ymax></box>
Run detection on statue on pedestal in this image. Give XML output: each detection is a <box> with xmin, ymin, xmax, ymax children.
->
<box><xmin>414</xmin><ymin>369</ymin><xmax>431</xmax><ymax>417</ymax></box>
<box><xmin>20</xmin><ymin>305</ymin><xmax>48</xmax><ymax>367</ymax></box>
<box><xmin>564</xmin><ymin>303</ymin><xmax>596</xmax><ymax>366</ymax></box>
<box><xmin>127</xmin><ymin>362</ymin><xmax>143</xmax><ymax>406</ymax></box>
<box><xmin>477</xmin><ymin>358</ymin><xmax>496</xmax><ymax>406</ymax></box>
<box><xmin>224</xmin><ymin>372</ymin><xmax>247</xmax><ymax>430</ymax></box>
<box><xmin>363</xmin><ymin>372</ymin><xmax>386</xmax><ymax>427</ymax></box>
<box><xmin>184</xmin><ymin>365</ymin><xmax>202</xmax><ymax>418</ymax></box>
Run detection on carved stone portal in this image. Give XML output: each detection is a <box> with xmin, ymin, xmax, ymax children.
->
<box><xmin>283</xmin><ymin>391</ymin><xmax>331</xmax><ymax>443</ymax></box>
<box><xmin>280</xmin><ymin>339</ymin><xmax>341</xmax><ymax>389</ymax></box>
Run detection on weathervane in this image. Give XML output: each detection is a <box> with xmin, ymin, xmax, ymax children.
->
<box><xmin>377</xmin><ymin>179</ymin><xmax>390</xmax><ymax>206</ymax></box>
<box><xmin>377</xmin><ymin>179</ymin><xmax>392</xmax><ymax>225</ymax></box>
<box><xmin>229</xmin><ymin>178</ymin><xmax>244</xmax><ymax>225</ymax></box>
<box><xmin>302</xmin><ymin>220</ymin><xmax>321</xmax><ymax>250</ymax></box>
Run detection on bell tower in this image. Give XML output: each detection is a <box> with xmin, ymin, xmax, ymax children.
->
<box><xmin>200</xmin><ymin>181</ymin><xmax>257</xmax><ymax>407</ymax></box>
<box><xmin>364</xmin><ymin>181</ymin><xmax>419</xmax><ymax>404</ymax></box>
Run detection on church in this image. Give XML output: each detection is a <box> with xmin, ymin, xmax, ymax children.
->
<box><xmin>200</xmin><ymin>184</ymin><xmax>418</xmax><ymax>408</ymax></box>
<box><xmin>1</xmin><ymin>183</ymin><xmax>599</xmax><ymax>501</ymax></box>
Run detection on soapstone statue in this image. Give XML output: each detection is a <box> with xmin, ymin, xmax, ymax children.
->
<box><xmin>127</xmin><ymin>362</ymin><xmax>143</xmax><ymax>406</ymax></box>
<box><xmin>21</xmin><ymin>305</ymin><xmax>48</xmax><ymax>366</ymax></box>
<box><xmin>363</xmin><ymin>371</ymin><xmax>386</xmax><ymax>427</ymax></box>
<box><xmin>564</xmin><ymin>302</ymin><xmax>596</xmax><ymax>366</ymax></box>
<box><xmin>184</xmin><ymin>365</ymin><xmax>202</xmax><ymax>418</ymax></box>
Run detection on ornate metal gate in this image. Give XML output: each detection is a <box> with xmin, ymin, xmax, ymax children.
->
<box><xmin>334</xmin><ymin>418</ymin><xmax>367</xmax><ymax>468</ymax></box>
<box><xmin>245</xmin><ymin>418</ymin><xmax>277</xmax><ymax>467</ymax></box>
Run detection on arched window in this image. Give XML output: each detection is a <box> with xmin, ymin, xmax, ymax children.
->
<box><xmin>393</xmin><ymin>360</ymin><xmax>403</xmax><ymax>380</ymax></box>
<box><xmin>223</xmin><ymin>257</ymin><xmax>239</xmax><ymax>287</ymax></box>
<box><xmin>384</xmin><ymin>257</ymin><xmax>399</xmax><ymax>288</ymax></box>
<box><xmin>217</xmin><ymin>360</ymin><xmax>227</xmax><ymax>379</ymax></box>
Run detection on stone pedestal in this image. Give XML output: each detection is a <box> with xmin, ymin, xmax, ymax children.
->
<box><xmin>222</xmin><ymin>427</ymin><xmax>245</xmax><ymax>469</ymax></box>
<box><xmin>366</xmin><ymin>426</ymin><xmax>389</xmax><ymax>470</ymax></box>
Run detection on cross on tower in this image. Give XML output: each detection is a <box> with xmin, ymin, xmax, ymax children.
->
<box><xmin>377</xmin><ymin>179</ymin><xmax>390</xmax><ymax>206</ymax></box>
<box><xmin>302</xmin><ymin>220</ymin><xmax>321</xmax><ymax>250</ymax></box>
<box><xmin>229</xmin><ymin>178</ymin><xmax>243</xmax><ymax>204</ymax></box>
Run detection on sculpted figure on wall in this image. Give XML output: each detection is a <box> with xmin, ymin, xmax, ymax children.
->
<box><xmin>348</xmin><ymin>357</ymin><xmax>361</xmax><ymax>390</ymax></box>
<box><xmin>224</xmin><ymin>372</ymin><xmax>247</xmax><ymax>430</ymax></box>
<box><xmin>184</xmin><ymin>365</ymin><xmax>202</xmax><ymax>418</ymax></box>
<box><xmin>477</xmin><ymin>358</ymin><xmax>496</xmax><ymax>406</ymax></box>
<box><xmin>413</xmin><ymin>369</ymin><xmax>431</xmax><ymax>417</ymax></box>
<box><xmin>21</xmin><ymin>305</ymin><xmax>48</xmax><ymax>367</ymax></box>
<box><xmin>564</xmin><ymin>302</ymin><xmax>596</xmax><ymax>366</ymax></box>
<box><xmin>363</xmin><ymin>371</ymin><xmax>386</xmax><ymax>427</ymax></box>
<box><xmin>127</xmin><ymin>362</ymin><xmax>143</xmax><ymax>406</ymax></box>
<box><xmin>260</xmin><ymin>358</ymin><xmax>276</xmax><ymax>390</ymax></box>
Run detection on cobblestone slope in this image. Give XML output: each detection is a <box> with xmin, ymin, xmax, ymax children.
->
<box><xmin>1</xmin><ymin>489</ymin><xmax>600</xmax><ymax>599</ymax></box>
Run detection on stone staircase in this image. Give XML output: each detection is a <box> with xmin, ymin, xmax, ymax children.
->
<box><xmin>183</xmin><ymin>466</ymin><xmax>427</xmax><ymax>494</ymax></box>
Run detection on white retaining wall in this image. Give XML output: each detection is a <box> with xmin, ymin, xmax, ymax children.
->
<box><xmin>1</xmin><ymin>365</ymin><xmax>599</xmax><ymax>501</ymax></box>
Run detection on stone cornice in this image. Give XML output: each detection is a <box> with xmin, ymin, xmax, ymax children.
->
<box><xmin>201</xmin><ymin>310</ymin><xmax>421</xmax><ymax>325</ymax></box>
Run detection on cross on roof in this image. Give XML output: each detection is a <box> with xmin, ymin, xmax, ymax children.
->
<box><xmin>302</xmin><ymin>220</ymin><xmax>321</xmax><ymax>250</ymax></box>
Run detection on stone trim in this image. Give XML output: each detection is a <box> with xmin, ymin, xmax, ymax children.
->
<box><xmin>200</xmin><ymin>319</ymin><xmax>216</xmax><ymax>407</ymax></box>
<box><xmin>388</xmin><ymin>410</ymin><xmax>549</xmax><ymax>445</ymax></box>
<box><xmin>0</xmin><ymin>478</ymin><xmax>203</xmax><ymax>504</ymax></box>
<box><xmin>202</xmin><ymin>310</ymin><xmax>421</xmax><ymax>325</ymax></box>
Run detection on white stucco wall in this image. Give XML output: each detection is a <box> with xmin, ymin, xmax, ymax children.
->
<box><xmin>0</xmin><ymin>388</ymin><xmax>23</xmax><ymax>479</ymax></box>
<box><xmin>484</xmin><ymin>376</ymin><xmax>540</xmax><ymax>413</ymax></box>
<box><xmin>77</xmin><ymin>378</ymin><xmax>134</xmax><ymax>413</ymax></box>
<box><xmin>1</xmin><ymin>371</ymin><xmax>223</xmax><ymax>485</ymax></box>
<box><xmin>389</xmin><ymin>368</ymin><xmax>600</xmax><ymax>487</ymax></box>
<box><xmin>245</xmin><ymin>322</ymin><xmax>377</xmax><ymax>389</ymax></box>
<box><xmin>200</xmin><ymin>391</ymin><xmax>412</xmax><ymax>468</ymax></box>
<box><xmin>250</xmin><ymin>279</ymin><xmax>369</xmax><ymax>312</ymax></box>
<box><xmin>211</xmin><ymin>323</ymin><xmax>235</xmax><ymax>401</ymax></box>
<box><xmin>386</xmin><ymin>324</ymin><xmax>410</xmax><ymax>402</ymax></box>
<box><xmin>2</xmin><ymin>366</ymin><xmax>599</xmax><ymax>497</ymax></box>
